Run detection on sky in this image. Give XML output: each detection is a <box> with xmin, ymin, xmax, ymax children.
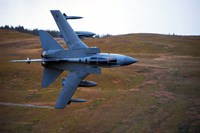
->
<box><xmin>0</xmin><ymin>0</ymin><xmax>200</xmax><ymax>35</ymax></box>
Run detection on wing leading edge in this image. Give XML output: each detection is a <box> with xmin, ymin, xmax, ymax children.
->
<box><xmin>51</xmin><ymin>10</ymin><xmax>88</xmax><ymax>50</ymax></box>
<box><xmin>55</xmin><ymin>71</ymin><xmax>88</xmax><ymax>109</ymax></box>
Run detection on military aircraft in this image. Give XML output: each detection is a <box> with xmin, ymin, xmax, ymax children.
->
<box><xmin>11</xmin><ymin>10</ymin><xmax>138</xmax><ymax>109</ymax></box>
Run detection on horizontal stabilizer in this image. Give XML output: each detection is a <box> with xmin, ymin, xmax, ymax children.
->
<box><xmin>38</xmin><ymin>30</ymin><xmax>63</xmax><ymax>50</ymax></box>
<box><xmin>42</xmin><ymin>68</ymin><xmax>63</xmax><ymax>88</ymax></box>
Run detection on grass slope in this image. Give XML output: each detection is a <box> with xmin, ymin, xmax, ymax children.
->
<box><xmin>0</xmin><ymin>30</ymin><xmax>200</xmax><ymax>133</ymax></box>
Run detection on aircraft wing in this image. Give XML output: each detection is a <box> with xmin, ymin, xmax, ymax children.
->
<box><xmin>51</xmin><ymin>10</ymin><xmax>88</xmax><ymax>50</ymax></box>
<box><xmin>55</xmin><ymin>71</ymin><xmax>88</xmax><ymax>109</ymax></box>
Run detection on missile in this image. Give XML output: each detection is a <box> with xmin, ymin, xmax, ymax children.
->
<box><xmin>76</xmin><ymin>31</ymin><xmax>95</xmax><ymax>38</ymax></box>
<box><xmin>63</xmin><ymin>13</ymin><xmax>83</xmax><ymax>19</ymax></box>
<box><xmin>79</xmin><ymin>80</ymin><xmax>97</xmax><ymax>87</ymax></box>
<box><xmin>60</xmin><ymin>31</ymin><xmax>95</xmax><ymax>38</ymax></box>
<box><xmin>68</xmin><ymin>98</ymin><xmax>87</xmax><ymax>105</ymax></box>
<box><xmin>63</xmin><ymin>79</ymin><xmax>97</xmax><ymax>87</ymax></box>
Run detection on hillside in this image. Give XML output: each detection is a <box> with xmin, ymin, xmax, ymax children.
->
<box><xmin>0</xmin><ymin>29</ymin><xmax>200</xmax><ymax>133</ymax></box>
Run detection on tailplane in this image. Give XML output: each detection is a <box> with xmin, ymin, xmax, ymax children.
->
<box><xmin>38</xmin><ymin>30</ymin><xmax>64</xmax><ymax>50</ymax></box>
<box><xmin>42</xmin><ymin>67</ymin><xmax>63</xmax><ymax>88</ymax></box>
<box><xmin>38</xmin><ymin>30</ymin><xmax>64</xmax><ymax>87</ymax></box>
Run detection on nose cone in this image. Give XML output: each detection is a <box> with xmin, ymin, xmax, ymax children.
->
<box><xmin>123</xmin><ymin>56</ymin><xmax>138</xmax><ymax>65</ymax></box>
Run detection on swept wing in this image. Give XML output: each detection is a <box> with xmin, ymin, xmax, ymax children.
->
<box><xmin>51</xmin><ymin>10</ymin><xmax>88</xmax><ymax>50</ymax></box>
<box><xmin>55</xmin><ymin>71</ymin><xmax>88</xmax><ymax>109</ymax></box>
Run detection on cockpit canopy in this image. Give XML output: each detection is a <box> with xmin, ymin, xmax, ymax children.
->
<box><xmin>89</xmin><ymin>57</ymin><xmax>117</xmax><ymax>65</ymax></box>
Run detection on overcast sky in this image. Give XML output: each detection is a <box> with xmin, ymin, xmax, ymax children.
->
<box><xmin>0</xmin><ymin>0</ymin><xmax>200</xmax><ymax>35</ymax></box>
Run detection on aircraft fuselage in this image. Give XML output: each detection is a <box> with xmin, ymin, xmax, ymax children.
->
<box><xmin>42</xmin><ymin>53</ymin><xmax>137</xmax><ymax>70</ymax></box>
<box><xmin>10</xmin><ymin>10</ymin><xmax>138</xmax><ymax>109</ymax></box>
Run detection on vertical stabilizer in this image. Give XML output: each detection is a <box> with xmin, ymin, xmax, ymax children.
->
<box><xmin>38</xmin><ymin>30</ymin><xmax>63</xmax><ymax>50</ymax></box>
<box><xmin>42</xmin><ymin>68</ymin><xmax>63</xmax><ymax>88</ymax></box>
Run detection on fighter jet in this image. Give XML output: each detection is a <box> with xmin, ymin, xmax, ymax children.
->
<box><xmin>11</xmin><ymin>10</ymin><xmax>138</xmax><ymax>109</ymax></box>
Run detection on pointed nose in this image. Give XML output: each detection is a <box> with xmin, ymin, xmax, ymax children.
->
<box><xmin>123</xmin><ymin>56</ymin><xmax>138</xmax><ymax>65</ymax></box>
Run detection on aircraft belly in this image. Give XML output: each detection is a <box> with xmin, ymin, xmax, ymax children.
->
<box><xmin>47</xmin><ymin>62</ymin><xmax>101</xmax><ymax>74</ymax></box>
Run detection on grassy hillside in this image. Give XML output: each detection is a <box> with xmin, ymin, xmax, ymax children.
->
<box><xmin>0</xmin><ymin>29</ymin><xmax>200</xmax><ymax>133</ymax></box>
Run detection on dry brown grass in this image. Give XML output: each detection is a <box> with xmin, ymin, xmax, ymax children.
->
<box><xmin>0</xmin><ymin>30</ymin><xmax>200</xmax><ymax>133</ymax></box>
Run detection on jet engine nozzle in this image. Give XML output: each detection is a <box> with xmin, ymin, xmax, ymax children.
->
<box><xmin>41</xmin><ymin>51</ymin><xmax>47</xmax><ymax>58</ymax></box>
<box><xmin>41</xmin><ymin>61</ymin><xmax>47</xmax><ymax>67</ymax></box>
<box><xmin>27</xmin><ymin>57</ymin><xmax>31</xmax><ymax>64</ymax></box>
<box><xmin>79</xmin><ymin>80</ymin><xmax>97</xmax><ymax>87</ymax></box>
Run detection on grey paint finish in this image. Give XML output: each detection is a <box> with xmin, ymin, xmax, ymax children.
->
<box><xmin>55</xmin><ymin>71</ymin><xmax>88</xmax><ymax>109</ymax></box>
<box><xmin>11</xmin><ymin>10</ymin><xmax>138</xmax><ymax>109</ymax></box>
<box><xmin>51</xmin><ymin>10</ymin><xmax>88</xmax><ymax>50</ymax></box>
<box><xmin>42</xmin><ymin>68</ymin><xmax>63</xmax><ymax>88</ymax></box>
<box><xmin>39</xmin><ymin>30</ymin><xmax>64</xmax><ymax>50</ymax></box>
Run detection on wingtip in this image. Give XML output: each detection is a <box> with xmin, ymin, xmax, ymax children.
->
<box><xmin>55</xmin><ymin>103</ymin><xmax>67</xmax><ymax>109</ymax></box>
<box><xmin>54</xmin><ymin>106</ymin><xmax>66</xmax><ymax>109</ymax></box>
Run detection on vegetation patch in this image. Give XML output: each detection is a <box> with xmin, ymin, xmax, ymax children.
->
<box><xmin>0</xmin><ymin>30</ymin><xmax>200</xmax><ymax>132</ymax></box>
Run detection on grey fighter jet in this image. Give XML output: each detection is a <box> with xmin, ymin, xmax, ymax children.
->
<box><xmin>11</xmin><ymin>10</ymin><xmax>138</xmax><ymax>109</ymax></box>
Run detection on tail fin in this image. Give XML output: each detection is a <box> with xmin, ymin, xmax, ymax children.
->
<box><xmin>38</xmin><ymin>30</ymin><xmax>64</xmax><ymax>87</ymax></box>
<box><xmin>42</xmin><ymin>68</ymin><xmax>63</xmax><ymax>88</ymax></box>
<box><xmin>38</xmin><ymin>30</ymin><xmax>63</xmax><ymax>50</ymax></box>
